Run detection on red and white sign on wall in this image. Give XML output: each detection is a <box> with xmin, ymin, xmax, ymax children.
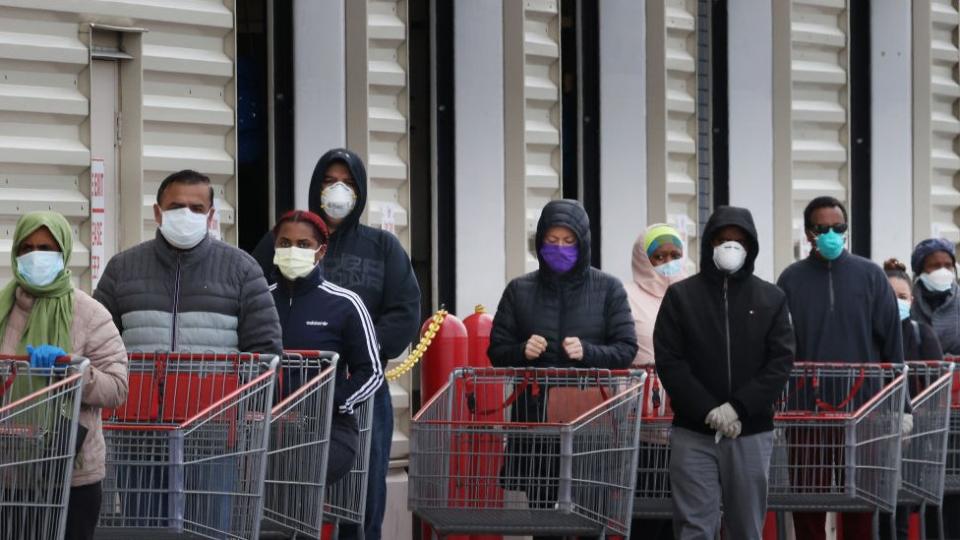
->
<box><xmin>90</xmin><ymin>158</ymin><xmax>105</xmax><ymax>289</ymax></box>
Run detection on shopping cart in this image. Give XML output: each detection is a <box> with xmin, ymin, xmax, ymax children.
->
<box><xmin>263</xmin><ymin>350</ymin><xmax>338</xmax><ymax>538</ymax></box>
<box><xmin>945</xmin><ymin>357</ymin><xmax>960</xmax><ymax>493</ymax></box>
<box><xmin>98</xmin><ymin>352</ymin><xmax>279</xmax><ymax>540</ymax></box>
<box><xmin>899</xmin><ymin>361</ymin><xmax>954</xmax><ymax>540</ymax></box>
<box><xmin>410</xmin><ymin>367</ymin><xmax>646</xmax><ymax>539</ymax></box>
<box><xmin>322</xmin><ymin>388</ymin><xmax>375</xmax><ymax>539</ymax></box>
<box><xmin>768</xmin><ymin>362</ymin><xmax>907</xmax><ymax>540</ymax></box>
<box><xmin>633</xmin><ymin>366</ymin><xmax>673</xmax><ymax>519</ymax></box>
<box><xmin>0</xmin><ymin>356</ymin><xmax>88</xmax><ymax>540</ymax></box>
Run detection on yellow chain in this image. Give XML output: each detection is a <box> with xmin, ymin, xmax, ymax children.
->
<box><xmin>384</xmin><ymin>309</ymin><xmax>448</xmax><ymax>382</ymax></box>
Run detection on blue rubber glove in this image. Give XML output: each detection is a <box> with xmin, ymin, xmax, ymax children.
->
<box><xmin>26</xmin><ymin>344</ymin><xmax>67</xmax><ymax>372</ymax></box>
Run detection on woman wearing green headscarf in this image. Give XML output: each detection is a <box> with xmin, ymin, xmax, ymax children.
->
<box><xmin>0</xmin><ymin>211</ymin><xmax>128</xmax><ymax>540</ymax></box>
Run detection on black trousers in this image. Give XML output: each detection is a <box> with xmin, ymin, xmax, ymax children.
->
<box><xmin>65</xmin><ymin>481</ymin><xmax>102</xmax><ymax>540</ymax></box>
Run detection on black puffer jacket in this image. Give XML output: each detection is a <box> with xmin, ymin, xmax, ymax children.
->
<box><xmin>488</xmin><ymin>199</ymin><xmax>637</xmax><ymax>496</ymax></box>
<box><xmin>488</xmin><ymin>199</ymin><xmax>638</xmax><ymax>372</ymax></box>
<box><xmin>654</xmin><ymin>206</ymin><xmax>795</xmax><ymax>436</ymax></box>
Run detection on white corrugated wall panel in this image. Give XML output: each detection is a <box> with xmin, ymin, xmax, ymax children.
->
<box><xmin>504</xmin><ymin>0</ymin><xmax>561</xmax><ymax>279</ymax></box>
<box><xmin>664</xmin><ymin>0</ymin><xmax>699</xmax><ymax>263</ymax></box>
<box><xmin>0</xmin><ymin>6</ymin><xmax>91</xmax><ymax>284</ymax></box>
<box><xmin>140</xmin><ymin>12</ymin><xmax>236</xmax><ymax>243</ymax></box>
<box><xmin>359</xmin><ymin>0</ymin><xmax>410</xmax><ymax>251</ymax></box>
<box><xmin>0</xmin><ymin>0</ymin><xmax>237</xmax><ymax>288</ymax></box>
<box><xmin>648</xmin><ymin>0</ymin><xmax>700</xmax><ymax>265</ymax></box>
<box><xmin>790</xmin><ymin>0</ymin><xmax>848</xmax><ymax>257</ymax></box>
<box><xmin>926</xmin><ymin>0</ymin><xmax>960</xmax><ymax>242</ymax></box>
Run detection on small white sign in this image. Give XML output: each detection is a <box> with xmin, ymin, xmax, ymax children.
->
<box><xmin>208</xmin><ymin>199</ymin><xmax>222</xmax><ymax>241</ymax></box>
<box><xmin>90</xmin><ymin>158</ymin><xmax>105</xmax><ymax>288</ymax></box>
<box><xmin>381</xmin><ymin>203</ymin><xmax>396</xmax><ymax>235</ymax></box>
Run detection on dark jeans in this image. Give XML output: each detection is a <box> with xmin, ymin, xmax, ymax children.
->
<box><xmin>340</xmin><ymin>383</ymin><xmax>393</xmax><ymax>540</ymax></box>
<box><xmin>65</xmin><ymin>481</ymin><xmax>102</xmax><ymax>540</ymax></box>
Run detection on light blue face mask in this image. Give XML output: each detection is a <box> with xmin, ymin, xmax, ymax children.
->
<box><xmin>653</xmin><ymin>259</ymin><xmax>683</xmax><ymax>278</ymax></box>
<box><xmin>16</xmin><ymin>251</ymin><xmax>64</xmax><ymax>287</ymax></box>
<box><xmin>897</xmin><ymin>299</ymin><xmax>911</xmax><ymax>321</ymax></box>
<box><xmin>815</xmin><ymin>229</ymin><xmax>845</xmax><ymax>261</ymax></box>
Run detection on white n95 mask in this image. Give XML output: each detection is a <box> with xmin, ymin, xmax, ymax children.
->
<box><xmin>320</xmin><ymin>182</ymin><xmax>357</xmax><ymax>220</ymax></box>
<box><xmin>713</xmin><ymin>241</ymin><xmax>747</xmax><ymax>274</ymax></box>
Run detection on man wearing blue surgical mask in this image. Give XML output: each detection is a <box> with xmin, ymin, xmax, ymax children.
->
<box><xmin>776</xmin><ymin>196</ymin><xmax>904</xmax><ymax>540</ymax></box>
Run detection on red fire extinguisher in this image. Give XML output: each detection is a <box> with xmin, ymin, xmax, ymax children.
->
<box><xmin>418</xmin><ymin>307</ymin><xmax>503</xmax><ymax>540</ymax></box>
<box><xmin>419</xmin><ymin>311</ymin><xmax>467</xmax><ymax>407</ymax></box>
<box><xmin>463</xmin><ymin>304</ymin><xmax>493</xmax><ymax>369</ymax></box>
<box><xmin>455</xmin><ymin>305</ymin><xmax>503</xmax><ymax>540</ymax></box>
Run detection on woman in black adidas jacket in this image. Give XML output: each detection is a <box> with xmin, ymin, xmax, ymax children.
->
<box><xmin>269</xmin><ymin>210</ymin><xmax>383</xmax><ymax>484</ymax></box>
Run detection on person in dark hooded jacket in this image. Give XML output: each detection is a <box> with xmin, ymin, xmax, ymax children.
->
<box><xmin>488</xmin><ymin>199</ymin><xmax>637</xmax><ymax>539</ymax></box>
<box><xmin>654</xmin><ymin>206</ymin><xmax>795</xmax><ymax>540</ymax></box>
<box><xmin>488</xmin><ymin>199</ymin><xmax>637</xmax><ymax>370</ymax></box>
<box><xmin>252</xmin><ymin>148</ymin><xmax>421</xmax><ymax>540</ymax></box>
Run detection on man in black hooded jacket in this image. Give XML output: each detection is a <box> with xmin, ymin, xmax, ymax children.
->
<box><xmin>252</xmin><ymin>148</ymin><xmax>421</xmax><ymax>540</ymax></box>
<box><xmin>654</xmin><ymin>206</ymin><xmax>795</xmax><ymax>540</ymax></box>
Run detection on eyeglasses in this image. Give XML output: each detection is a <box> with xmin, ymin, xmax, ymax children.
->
<box><xmin>810</xmin><ymin>223</ymin><xmax>848</xmax><ymax>235</ymax></box>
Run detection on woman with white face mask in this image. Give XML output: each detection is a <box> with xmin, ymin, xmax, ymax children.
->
<box><xmin>269</xmin><ymin>210</ymin><xmax>383</xmax><ymax>485</ymax></box>
<box><xmin>909</xmin><ymin>238</ymin><xmax>960</xmax><ymax>354</ymax></box>
<box><xmin>0</xmin><ymin>211</ymin><xmax>127</xmax><ymax>540</ymax></box>
<box><xmin>908</xmin><ymin>239</ymin><xmax>960</xmax><ymax>540</ymax></box>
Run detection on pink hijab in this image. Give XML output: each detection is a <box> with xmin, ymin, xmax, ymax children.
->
<box><xmin>626</xmin><ymin>224</ymin><xmax>686</xmax><ymax>365</ymax></box>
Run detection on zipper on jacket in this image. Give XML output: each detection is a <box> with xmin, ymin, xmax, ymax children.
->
<box><xmin>171</xmin><ymin>253</ymin><xmax>182</xmax><ymax>350</ymax></box>
<box><xmin>828</xmin><ymin>261</ymin><xmax>835</xmax><ymax>312</ymax></box>
<box><xmin>558</xmin><ymin>279</ymin><xmax>566</xmax><ymax>360</ymax></box>
<box><xmin>723</xmin><ymin>277</ymin><xmax>732</xmax><ymax>394</ymax></box>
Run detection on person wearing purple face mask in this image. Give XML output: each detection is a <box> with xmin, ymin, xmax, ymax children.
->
<box><xmin>488</xmin><ymin>199</ymin><xmax>637</xmax><ymax>539</ymax></box>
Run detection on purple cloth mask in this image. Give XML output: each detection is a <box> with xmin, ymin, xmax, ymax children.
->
<box><xmin>540</xmin><ymin>244</ymin><xmax>578</xmax><ymax>274</ymax></box>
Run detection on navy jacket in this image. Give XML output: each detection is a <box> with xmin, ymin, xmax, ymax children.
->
<box><xmin>253</xmin><ymin>149</ymin><xmax>421</xmax><ymax>366</ymax></box>
<box><xmin>654</xmin><ymin>206</ymin><xmax>795</xmax><ymax>436</ymax></box>
<box><xmin>777</xmin><ymin>250</ymin><xmax>904</xmax><ymax>365</ymax></box>
<box><xmin>270</xmin><ymin>266</ymin><xmax>383</xmax><ymax>419</ymax></box>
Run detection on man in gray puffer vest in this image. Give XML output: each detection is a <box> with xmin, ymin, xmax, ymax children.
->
<box><xmin>94</xmin><ymin>169</ymin><xmax>282</xmax><ymax>355</ymax></box>
<box><xmin>93</xmin><ymin>169</ymin><xmax>282</xmax><ymax>534</ymax></box>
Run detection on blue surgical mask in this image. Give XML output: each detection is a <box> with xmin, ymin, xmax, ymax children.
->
<box><xmin>17</xmin><ymin>251</ymin><xmax>64</xmax><ymax>288</ymax></box>
<box><xmin>653</xmin><ymin>259</ymin><xmax>683</xmax><ymax>278</ymax></box>
<box><xmin>815</xmin><ymin>229</ymin><xmax>845</xmax><ymax>261</ymax></box>
<box><xmin>897</xmin><ymin>299</ymin><xmax>911</xmax><ymax>321</ymax></box>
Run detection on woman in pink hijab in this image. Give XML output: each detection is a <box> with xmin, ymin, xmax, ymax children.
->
<box><xmin>625</xmin><ymin>223</ymin><xmax>687</xmax><ymax>366</ymax></box>
<box><xmin>627</xmin><ymin>223</ymin><xmax>686</xmax><ymax>539</ymax></box>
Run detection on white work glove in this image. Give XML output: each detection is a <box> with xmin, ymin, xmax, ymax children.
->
<box><xmin>705</xmin><ymin>402</ymin><xmax>739</xmax><ymax>432</ymax></box>
<box><xmin>901</xmin><ymin>413</ymin><xmax>913</xmax><ymax>436</ymax></box>
<box><xmin>721</xmin><ymin>420</ymin><xmax>742</xmax><ymax>439</ymax></box>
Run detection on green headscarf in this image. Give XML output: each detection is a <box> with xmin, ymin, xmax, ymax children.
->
<box><xmin>0</xmin><ymin>211</ymin><xmax>74</xmax><ymax>354</ymax></box>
